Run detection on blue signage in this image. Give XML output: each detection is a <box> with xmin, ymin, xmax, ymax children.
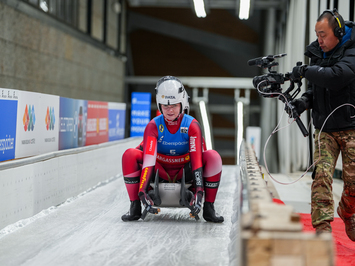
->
<box><xmin>0</xmin><ymin>99</ymin><xmax>18</xmax><ymax>161</ymax></box>
<box><xmin>130</xmin><ymin>92</ymin><xmax>151</xmax><ymax>137</ymax></box>
<box><xmin>59</xmin><ymin>97</ymin><xmax>87</xmax><ymax>150</ymax></box>
<box><xmin>108</xmin><ymin>106</ymin><xmax>126</xmax><ymax>141</ymax></box>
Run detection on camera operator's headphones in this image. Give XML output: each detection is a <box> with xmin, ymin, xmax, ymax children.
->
<box><xmin>322</xmin><ymin>8</ymin><xmax>345</xmax><ymax>39</ymax></box>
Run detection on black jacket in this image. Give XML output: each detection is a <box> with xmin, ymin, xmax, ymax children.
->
<box><xmin>302</xmin><ymin>21</ymin><xmax>355</xmax><ymax>132</ymax></box>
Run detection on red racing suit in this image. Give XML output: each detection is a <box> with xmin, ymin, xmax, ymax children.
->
<box><xmin>122</xmin><ymin>113</ymin><xmax>222</xmax><ymax>204</ymax></box>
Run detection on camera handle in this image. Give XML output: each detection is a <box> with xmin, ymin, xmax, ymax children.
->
<box><xmin>294</xmin><ymin>111</ymin><xmax>309</xmax><ymax>137</ymax></box>
<box><xmin>279</xmin><ymin>80</ymin><xmax>309</xmax><ymax>137</ymax></box>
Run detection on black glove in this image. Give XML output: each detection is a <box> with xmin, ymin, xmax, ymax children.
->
<box><xmin>291</xmin><ymin>64</ymin><xmax>308</xmax><ymax>81</ymax></box>
<box><xmin>188</xmin><ymin>168</ymin><xmax>203</xmax><ymax>220</ymax></box>
<box><xmin>285</xmin><ymin>96</ymin><xmax>309</xmax><ymax>117</ymax></box>
<box><xmin>189</xmin><ymin>191</ymin><xmax>203</xmax><ymax>219</ymax></box>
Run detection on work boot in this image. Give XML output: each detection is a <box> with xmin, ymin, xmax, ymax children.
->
<box><xmin>337</xmin><ymin>206</ymin><xmax>355</xmax><ymax>241</ymax></box>
<box><xmin>121</xmin><ymin>200</ymin><xmax>142</xmax><ymax>222</ymax></box>
<box><xmin>203</xmin><ymin>202</ymin><xmax>224</xmax><ymax>223</ymax></box>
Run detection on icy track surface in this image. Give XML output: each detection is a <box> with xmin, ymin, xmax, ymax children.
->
<box><xmin>0</xmin><ymin>165</ymin><xmax>240</xmax><ymax>266</ymax></box>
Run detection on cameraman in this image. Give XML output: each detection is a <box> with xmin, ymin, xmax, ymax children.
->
<box><xmin>290</xmin><ymin>9</ymin><xmax>355</xmax><ymax>240</ymax></box>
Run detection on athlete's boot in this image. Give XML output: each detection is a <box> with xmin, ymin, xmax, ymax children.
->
<box><xmin>121</xmin><ymin>200</ymin><xmax>142</xmax><ymax>221</ymax></box>
<box><xmin>203</xmin><ymin>202</ymin><xmax>224</xmax><ymax>223</ymax></box>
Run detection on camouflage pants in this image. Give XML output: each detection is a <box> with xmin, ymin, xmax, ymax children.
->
<box><xmin>312</xmin><ymin>129</ymin><xmax>355</xmax><ymax>228</ymax></box>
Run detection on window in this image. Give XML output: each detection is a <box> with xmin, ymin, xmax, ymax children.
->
<box><xmin>22</xmin><ymin>0</ymin><xmax>122</xmax><ymax>52</ymax></box>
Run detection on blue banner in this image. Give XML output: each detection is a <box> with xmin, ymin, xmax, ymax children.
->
<box><xmin>130</xmin><ymin>92</ymin><xmax>151</xmax><ymax>137</ymax></box>
<box><xmin>59</xmin><ymin>97</ymin><xmax>87</xmax><ymax>150</ymax></box>
<box><xmin>0</xmin><ymin>99</ymin><xmax>18</xmax><ymax>161</ymax></box>
<box><xmin>108</xmin><ymin>103</ymin><xmax>126</xmax><ymax>141</ymax></box>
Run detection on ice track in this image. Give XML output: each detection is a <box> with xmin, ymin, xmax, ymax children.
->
<box><xmin>0</xmin><ymin>165</ymin><xmax>240</xmax><ymax>266</ymax></box>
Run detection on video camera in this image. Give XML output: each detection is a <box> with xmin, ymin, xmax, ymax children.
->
<box><xmin>248</xmin><ymin>54</ymin><xmax>309</xmax><ymax>137</ymax></box>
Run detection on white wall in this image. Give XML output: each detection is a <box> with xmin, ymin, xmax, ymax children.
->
<box><xmin>276</xmin><ymin>0</ymin><xmax>308</xmax><ymax>173</ymax></box>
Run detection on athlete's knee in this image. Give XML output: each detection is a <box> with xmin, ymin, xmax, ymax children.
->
<box><xmin>203</xmin><ymin>150</ymin><xmax>222</xmax><ymax>168</ymax></box>
<box><xmin>123</xmin><ymin>148</ymin><xmax>141</xmax><ymax>159</ymax></box>
<box><xmin>122</xmin><ymin>148</ymin><xmax>143</xmax><ymax>176</ymax></box>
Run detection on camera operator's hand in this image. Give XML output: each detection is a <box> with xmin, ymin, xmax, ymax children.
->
<box><xmin>291</xmin><ymin>64</ymin><xmax>308</xmax><ymax>81</ymax></box>
<box><xmin>285</xmin><ymin>96</ymin><xmax>309</xmax><ymax>117</ymax></box>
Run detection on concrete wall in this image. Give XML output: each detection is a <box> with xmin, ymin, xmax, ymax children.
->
<box><xmin>0</xmin><ymin>1</ymin><xmax>125</xmax><ymax>102</ymax></box>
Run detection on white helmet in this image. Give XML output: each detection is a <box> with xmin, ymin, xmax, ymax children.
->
<box><xmin>155</xmin><ymin>76</ymin><xmax>189</xmax><ymax>115</ymax></box>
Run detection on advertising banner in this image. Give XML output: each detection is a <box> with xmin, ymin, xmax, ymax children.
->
<box><xmin>0</xmin><ymin>89</ymin><xmax>18</xmax><ymax>162</ymax></box>
<box><xmin>15</xmin><ymin>91</ymin><xmax>60</xmax><ymax>158</ymax></box>
<box><xmin>59</xmin><ymin>97</ymin><xmax>88</xmax><ymax>150</ymax></box>
<box><xmin>41</xmin><ymin>94</ymin><xmax>60</xmax><ymax>154</ymax></box>
<box><xmin>130</xmin><ymin>92</ymin><xmax>151</xmax><ymax>137</ymax></box>
<box><xmin>85</xmin><ymin>101</ymin><xmax>108</xmax><ymax>145</ymax></box>
<box><xmin>108</xmin><ymin>102</ymin><xmax>126</xmax><ymax>141</ymax></box>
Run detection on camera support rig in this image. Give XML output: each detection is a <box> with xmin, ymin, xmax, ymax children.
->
<box><xmin>248</xmin><ymin>54</ymin><xmax>309</xmax><ymax>137</ymax></box>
